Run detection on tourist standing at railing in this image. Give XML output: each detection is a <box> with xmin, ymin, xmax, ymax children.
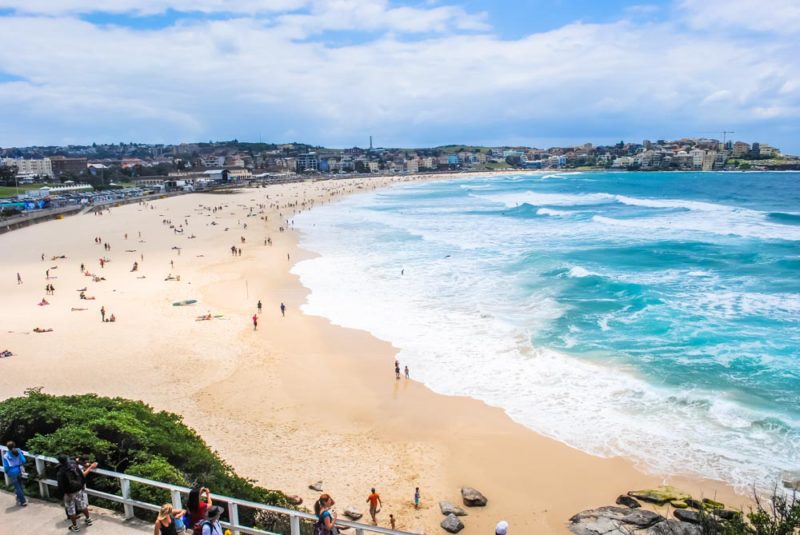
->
<box><xmin>188</xmin><ymin>485</ymin><xmax>214</xmax><ymax>535</ymax></box>
<box><xmin>314</xmin><ymin>493</ymin><xmax>338</xmax><ymax>535</ymax></box>
<box><xmin>56</xmin><ymin>454</ymin><xmax>97</xmax><ymax>532</ymax></box>
<box><xmin>201</xmin><ymin>505</ymin><xmax>225</xmax><ymax>535</ymax></box>
<box><xmin>153</xmin><ymin>503</ymin><xmax>188</xmax><ymax>535</ymax></box>
<box><xmin>2</xmin><ymin>441</ymin><xmax>27</xmax><ymax>507</ymax></box>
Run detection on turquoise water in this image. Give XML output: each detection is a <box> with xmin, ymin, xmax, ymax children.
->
<box><xmin>293</xmin><ymin>171</ymin><xmax>800</xmax><ymax>490</ymax></box>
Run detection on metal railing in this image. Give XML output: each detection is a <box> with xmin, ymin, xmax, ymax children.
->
<box><xmin>1</xmin><ymin>446</ymin><xmax>412</xmax><ymax>535</ymax></box>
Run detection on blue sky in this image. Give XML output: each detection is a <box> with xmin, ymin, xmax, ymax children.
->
<box><xmin>0</xmin><ymin>0</ymin><xmax>798</xmax><ymax>152</ymax></box>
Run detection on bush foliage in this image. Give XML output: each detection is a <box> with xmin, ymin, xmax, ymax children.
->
<box><xmin>0</xmin><ymin>389</ymin><xmax>297</xmax><ymax>530</ymax></box>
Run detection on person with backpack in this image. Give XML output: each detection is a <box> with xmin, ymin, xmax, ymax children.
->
<box><xmin>2</xmin><ymin>441</ymin><xmax>27</xmax><ymax>506</ymax></box>
<box><xmin>201</xmin><ymin>505</ymin><xmax>225</xmax><ymax>535</ymax></box>
<box><xmin>56</xmin><ymin>454</ymin><xmax>97</xmax><ymax>532</ymax></box>
<box><xmin>314</xmin><ymin>494</ymin><xmax>338</xmax><ymax>535</ymax></box>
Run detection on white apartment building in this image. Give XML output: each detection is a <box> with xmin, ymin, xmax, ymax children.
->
<box><xmin>689</xmin><ymin>149</ymin><xmax>706</xmax><ymax>169</ymax></box>
<box><xmin>200</xmin><ymin>155</ymin><xmax>226</xmax><ymax>168</ymax></box>
<box><xmin>2</xmin><ymin>157</ymin><xmax>53</xmax><ymax>178</ymax></box>
<box><xmin>405</xmin><ymin>159</ymin><xmax>419</xmax><ymax>173</ymax></box>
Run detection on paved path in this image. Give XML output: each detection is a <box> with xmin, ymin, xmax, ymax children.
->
<box><xmin>1</xmin><ymin>490</ymin><xmax>150</xmax><ymax>535</ymax></box>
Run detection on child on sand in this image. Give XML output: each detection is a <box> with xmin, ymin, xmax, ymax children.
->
<box><xmin>414</xmin><ymin>487</ymin><xmax>420</xmax><ymax>509</ymax></box>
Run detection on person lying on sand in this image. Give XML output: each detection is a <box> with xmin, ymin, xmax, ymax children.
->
<box><xmin>196</xmin><ymin>312</ymin><xmax>213</xmax><ymax>321</ymax></box>
<box><xmin>79</xmin><ymin>291</ymin><xmax>96</xmax><ymax>300</ymax></box>
<box><xmin>136</xmin><ymin>275</ymin><xmax>146</xmax><ymax>279</ymax></box>
<box><xmin>71</xmin><ymin>307</ymin><xmax>87</xmax><ymax>311</ymax></box>
<box><xmin>33</xmin><ymin>327</ymin><xmax>53</xmax><ymax>333</ymax></box>
<box><xmin>92</xmin><ymin>276</ymin><xmax>106</xmax><ymax>282</ymax></box>
<box><xmin>51</xmin><ymin>255</ymin><xmax>66</xmax><ymax>260</ymax></box>
<box><xmin>0</xmin><ymin>350</ymin><xmax>13</xmax><ymax>358</ymax></box>
<box><xmin>38</xmin><ymin>299</ymin><xmax>49</xmax><ymax>306</ymax></box>
<box><xmin>164</xmin><ymin>274</ymin><xmax>176</xmax><ymax>281</ymax></box>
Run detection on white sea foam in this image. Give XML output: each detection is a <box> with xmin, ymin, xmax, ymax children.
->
<box><xmin>537</xmin><ymin>207</ymin><xmax>571</xmax><ymax>217</ymax></box>
<box><xmin>292</xmin><ymin>179</ymin><xmax>800</xmax><ymax>494</ymax></box>
<box><xmin>567</xmin><ymin>266</ymin><xmax>597</xmax><ymax>278</ymax></box>
<box><xmin>478</xmin><ymin>191</ymin><xmax>615</xmax><ymax>208</ymax></box>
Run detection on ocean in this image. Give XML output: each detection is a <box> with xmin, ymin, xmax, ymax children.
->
<box><xmin>292</xmin><ymin>171</ymin><xmax>800</xmax><ymax>491</ymax></box>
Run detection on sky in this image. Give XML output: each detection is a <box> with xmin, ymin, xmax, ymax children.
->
<box><xmin>0</xmin><ymin>0</ymin><xmax>798</xmax><ymax>152</ymax></box>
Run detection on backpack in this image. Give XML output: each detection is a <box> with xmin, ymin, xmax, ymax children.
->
<box><xmin>314</xmin><ymin>512</ymin><xmax>333</xmax><ymax>535</ymax></box>
<box><xmin>61</xmin><ymin>461</ymin><xmax>84</xmax><ymax>493</ymax></box>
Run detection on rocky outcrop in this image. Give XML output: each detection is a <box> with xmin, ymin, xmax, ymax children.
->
<box><xmin>460</xmin><ymin>487</ymin><xmax>487</xmax><ymax>507</ymax></box>
<box><xmin>308</xmin><ymin>481</ymin><xmax>323</xmax><ymax>492</ymax></box>
<box><xmin>569</xmin><ymin>506</ymin><xmax>666</xmax><ymax>535</ymax></box>
<box><xmin>439</xmin><ymin>501</ymin><xmax>468</xmax><ymax>516</ymax></box>
<box><xmin>441</xmin><ymin>513</ymin><xmax>465</xmax><ymax>533</ymax></box>
<box><xmin>674</xmin><ymin>510</ymin><xmax>701</xmax><ymax>524</ymax></box>
<box><xmin>649</xmin><ymin>519</ymin><xmax>702</xmax><ymax>535</ymax></box>
<box><xmin>628</xmin><ymin>488</ymin><xmax>689</xmax><ymax>506</ymax></box>
<box><xmin>343</xmin><ymin>507</ymin><xmax>363</xmax><ymax>521</ymax></box>
<box><xmin>616</xmin><ymin>495</ymin><xmax>641</xmax><ymax>508</ymax></box>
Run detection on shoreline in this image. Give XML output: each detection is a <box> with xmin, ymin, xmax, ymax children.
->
<box><xmin>0</xmin><ymin>174</ymin><xmax>746</xmax><ymax>534</ymax></box>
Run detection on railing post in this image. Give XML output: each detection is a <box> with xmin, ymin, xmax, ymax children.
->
<box><xmin>229</xmin><ymin>502</ymin><xmax>240</xmax><ymax>535</ymax></box>
<box><xmin>355</xmin><ymin>529</ymin><xmax>365</xmax><ymax>535</ymax></box>
<box><xmin>290</xmin><ymin>513</ymin><xmax>301</xmax><ymax>535</ymax></box>
<box><xmin>35</xmin><ymin>457</ymin><xmax>49</xmax><ymax>498</ymax></box>
<box><xmin>171</xmin><ymin>489</ymin><xmax>183</xmax><ymax>511</ymax></box>
<box><xmin>120</xmin><ymin>478</ymin><xmax>134</xmax><ymax>519</ymax></box>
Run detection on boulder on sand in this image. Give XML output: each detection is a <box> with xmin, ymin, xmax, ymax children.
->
<box><xmin>441</xmin><ymin>513</ymin><xmax>464</xmax><ymax>533</ymax></box>
<box><xmin>344</xmin><ymin>507</ymin><xmax>363</xmax><ymax>521</ymax></box>
<box><xmin>460</xmin><ymin>487</ymin><xmax>487</xmax><ymax>507</ymax></box>
<box><xmin>569</xmin><ymin>506</ymin><xmax>666</xmax><ymax>535</ymax></box>
<box><xmin>615</xmin><ymin>495</ymin><xmax>641</xmax><ymax>508</ymax></box>
<box><xmin>309</xmin><ymin>481</ymin><xmax>323</xmax><ymax>492</ymax></box>
<box><xmin>627</xmin><ymin>487</ymin><xmax>689</xmax><ymax>506</ymax></box>
<box><xmin>439</xmin><ymin>501</ymin><xmax>468</xmax><ymax>516</ymax></box>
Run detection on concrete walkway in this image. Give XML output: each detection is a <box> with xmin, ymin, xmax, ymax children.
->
<box><xmin>1</xmin><ymin>490</ymin><xmax>150</xmax><ymax>535</ymax></box>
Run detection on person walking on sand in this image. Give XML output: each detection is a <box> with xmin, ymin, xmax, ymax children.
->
<box><xmin>252</xmin><ymin>314</ymin><xmax>258</xmax><ymax>330</ymax></box>
<box><xmin>280</xmin><ymin>302</ymin><xmax>286</xmax><ymax>317</ymax></box>
<box><xmin>366</xmin><ymin>488</ymin><xmax>382</xmax><ymax>525</ymax></box>
<box><xmin>405</xmin><ymin>366</ymin><xmax>410</xmax><ymax>380</ymax></box>
<box><xmin>3</xmin><ymin>441</ymin><xmax>27</xmax><ymax>506</ymax></box>
<box><xmin>17</xmin><ymin>272</ymin><xmax>22</xmax><ymax>284</ymax></box>
<box><xmin>57</xmin><ymin>454</ymin><xmax>97</xmax><ymax>532</ymax></box>
<box><xmin>100</xmin><ymin>306</ymin><xmax>106</xmax><ymax>322</ymax></box>
<box><xmin>414</xmin><ymin>487</ymin><xmax>420</xmax><ymax>509</ymax></box>
<box><xmin>395</xmin><ymin>362</ymin><xmax>401</xmax><ymax>380</ymax></box>
<box><xmin>257</xmin><ymin>300</ymin><xmax>262</xmax><ymax>314</ymax></box>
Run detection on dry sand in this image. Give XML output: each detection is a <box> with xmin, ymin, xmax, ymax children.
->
<box><xmin>0</xmin><ymin>175</ymin><xmax>745</xmax><ymax>534</ymax></box>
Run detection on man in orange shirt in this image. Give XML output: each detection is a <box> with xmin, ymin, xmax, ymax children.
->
<box><xmin>366</xmin><ymin>488</ymin><xmax>382</xmax><ymax>525</ymax></box>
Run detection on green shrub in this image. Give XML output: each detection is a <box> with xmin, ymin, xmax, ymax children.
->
<box><xmin>0</xmin><ymin>388</ymin><xmax>294</xmax><ymax>530</ymax></box>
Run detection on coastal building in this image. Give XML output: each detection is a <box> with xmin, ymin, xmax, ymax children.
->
<box><xmin>200</xmin><ymin>155</ymin><xmax>226</xmax><ymax>168</ymax></box>
<box><xmin>1</xmin><ymin>157</ymin><xmax>53</xmax><ymax>178</ymax></box>
<box><xmin>759</xmin><ymin>144</ymin><xmax>779</xmax><ymax>157</ymax></box>
<box><xmin>368</xmin><ymin>161</ymin><xmax>380</xmax><ymax>173</ymax></box>
<box><xmin>50</xmin><ymin>156</ymin><xmax>88</xmax><ymax>177</ymax></box>
<box><xmin>732</xmin><ymin>141</ymin><xmax>751</xmax><ymax>158</ymax></box>
<box><xmin>702</xmin><ymin>150</ymin><xmax>717</xmax><ymax>171</ymax></box>
<box><xmin>405</xmin><ymin>159</ymin><xmax>419</xmax><ymax>173</ymax></box>
<box><xmin>421</xmin><ymin>157</ymin><xmax>435</xmax><ymax>169</ymax></box>
<box><xmin>296</xmin><ymin>153</ymin><xmax>319</xmax><ymax>172</ymax></box>
<box><xmin>447</xmin><ymin>154</ymin><xmax>460</xmax><ymax>166</ymax></box>
<box><xmin>690</xmin><ymin>149</ymin><xmax>705</xmax><ymax>169</ymax></box>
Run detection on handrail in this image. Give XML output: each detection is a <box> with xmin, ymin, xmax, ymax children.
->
<box><xmin>1</xmin><ymin>446</ymin><xmax>413</xmax><ymax>535</ymax></box>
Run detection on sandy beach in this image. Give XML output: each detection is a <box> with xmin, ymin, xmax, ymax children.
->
<box><xmin>0</xmin><ymin>174</ymin><xmax>745</xmax><ymax>534</ymax></box>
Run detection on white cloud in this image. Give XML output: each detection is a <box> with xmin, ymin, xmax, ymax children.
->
<box><xmin>679</xmin><ymin>0</ymin><xmax>800</xmax><ymax>34</ymax></box>
<box><xmin>0</xmin><ymin>1</ymin><xmax>798</xmax><ymax>150</ymax></box>
<box><xmin>0</xmin><ymin>0</ymin><xmax>306</xmax><ymax>16</ymax></box>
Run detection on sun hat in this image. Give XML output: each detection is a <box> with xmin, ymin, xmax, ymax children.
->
<box><xmin>495</xmin><ymin>520</ymin><xmax>509</xmax><ymax>534</ymax></box>
<box><xmin>207</xmin><ymin>505</ymin><xmax>224</xmax><ymax>520</ymax></box>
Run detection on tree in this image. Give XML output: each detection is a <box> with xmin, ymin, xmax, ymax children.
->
<box><xmin>0</xmin><ymin>164</ymin><xmax>17</xmax><ymax>186</ymax></box>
